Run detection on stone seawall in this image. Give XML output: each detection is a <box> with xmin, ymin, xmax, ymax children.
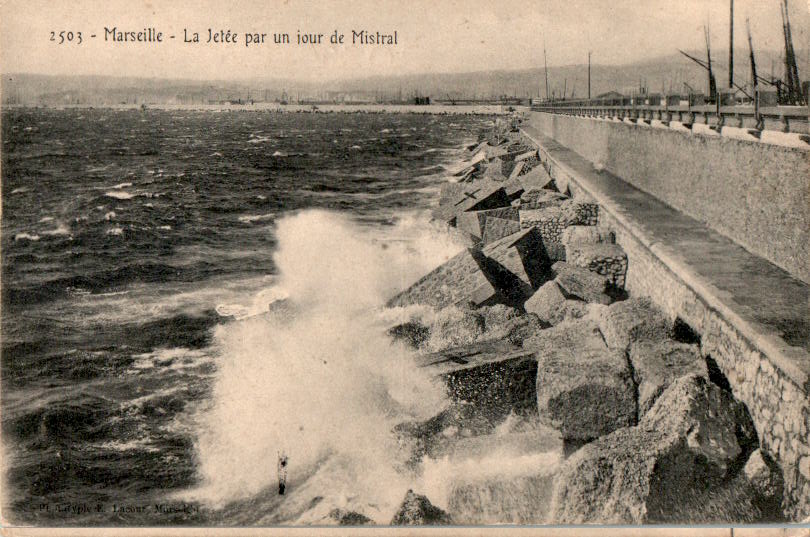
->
<box><xmin>524</xmin><ymin>126</ymin><xmax>810</xmax><ymax>520</ymax></box>
<box><xmin>524</xmin><ymin>112</ymin><xmax>810</xmax><ymax>285</ymax></box>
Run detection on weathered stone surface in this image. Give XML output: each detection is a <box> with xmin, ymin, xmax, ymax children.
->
<box><xmin>742</xmin><ymin>449</ymin><xmax>784</xmax><ymax>504</ymax></box>
<box><xmin>388</xmin><ymin>321</ymin><xmax>431</xmax><ymax>349</ymax></box>
<box><xmin>456</xmin><ymin>207</ymin><xmax>519</xmax><ymax>238</ymax></box>
<box><xmin>519</xmin><ymin>204</ymin><xmax>591</xmax><ymax>245</ymax></box>
<box><xmin>552</xmin><ymin>261</ymin><xmax>612</xmax><ymax>304</ymax></box>
<box><xmin>550</xmin><ymin>374</ymin><xmax>758</xmax><ymax>524</ymax></box>
<box><xmin>514</xmin><ymin>149</ymin><xmax>538</xmax><ymax>162</ymax></box>
<box><xmin>629</xmin><ymin>340</ymin><xmax>708</xmax><ymax>415</ymax></box>
<box><xmin>502</xmin><ymin>176</ymin><xmax>525</xmax><ymax>199</ymax></box>
<box><xmin>387</xmin><ymin>248</ymin><xmax>500</xmax><ymax>309</ymax></box>
<box><xmin>431</xmin><ymin>181</ymin><xmax>511</xmax><ymax>225</ymax></box>
<box><xmin>508</xmin><ymin>161</ymin><xmax>525</xmax><ymax>180</ymax></box>
<box><xmin>481</xmin><ymin>227</ymin><xmax>551</xmax><ymax>302</ymax></box>
<box><xmin>481</xmin><ymin>217</ymin><xmax>522</xmax><ymax>245</ymax></box>
<box><xmin>524</xmin><ymin>281</ymin><xmax>566</xmax><ymax>321</ymax></box>
<box><xmin>519</xmin><ymin>189</ymin><xmax>569</xmax><ymax>210</ymax></box>
<box><xmin>391</xmin><ymin>490</ymin><xmax>453</xmax><ymax>525</ymax></box>
<box><xmin>483</xmin><ymin>158</ymin><xmax>506</xmax><ymax>182</ymax></box>
<box><xmin>566</xmin><ymin>243</ymin><xmax>628</xmax><ymax>288</ymax></box>
<box><xmin>329</xmin><ymin>509</ymin><xmax>373</xmax><ymax>526</ymax></box>
<box><xmin>439</xmin><ymin>182</ymin><xmax>467</xmax><ymax>206</ymax></box>
<box><xmin>561</xmin><ymin>225</ymin><xmax>614</xmax><ymax>247</ymax></box>
<box><xmin>418</xmin><ymin>340</ymin><xmax>539</xmax><ymax>426</ymax></box>
<box><xmin>529</xmin><ymin>319</ymin><xmax>636</xmax><ymax>442</ymax></box>
<box><xmin>517</xmin><ymin>165</ymin><xmax>554</xmax><ymax>191</ymax></box>
<box><xmin>598</xmin><ymin>297</ymin><xmax>671</xmax><ymax>351</ymax></box>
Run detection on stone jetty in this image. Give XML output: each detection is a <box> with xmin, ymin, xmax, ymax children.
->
<box><xmin>384</xmin><ymin>115</ymin><xmax>795</xmax><ymax>525</ymax></box>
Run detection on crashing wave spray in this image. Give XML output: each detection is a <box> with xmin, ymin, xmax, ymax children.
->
<box><xmin>192</xmin><ymin>209</ymin><xmax>464</xmax><ymax>513</ymax></box>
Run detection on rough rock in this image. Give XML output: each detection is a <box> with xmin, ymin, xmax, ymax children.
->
<box><xmin>480</xmin><ymin>227</ymin><xmax>551</xmax><ymax>303</ymax></box>
<box><xmin>391</xmin><ymin>490</ymin><xmax>453</xmax><ymax>525</ymax></box>
<box><xmin>519</xmin><ymin>189</ymin><xmax>569</xmax><ymax>210</ymax></box>
<box><xmin>598</xmin><ymin>297</ymin><xmax>671</xmax><ymax>351</ymax></box>
<box><xmin>550</xmin><ymin>374</ymin><xmax>757</xmax><ymax>524</ymax></box>
<box><xmin>507</xmin><ymin>161</ymin><xmax>525</xmax><ymax>180</ymax></box>
<box><xmin>566</xmin><ymin>243</ymin><xmax>628</xmax><ymax>288</ymax></box>
<box><xmin>519</xmin><ymin>205</ymin><xmax>590</xmax><ymax>245</ymax></box>
<box><xmin>561</xmin><ymin>225</ymin><xmax>615</xmax><ymax>247</ymax></box>
<box><xmin>514</xmin><ymin>149</ymin><xmax>538</xmax><ymax>162</ymax></box>
<box><xmin>482</xmin><ymin>158</ymin><xmax>506</xmax><ymax>182</ymax></box>
<box><xmin>529</xmin><ymin>319</ymin><xmax>636</xmax><ymax>442</ymax></box>
<box><xmin>388</xmin><ymin>321</ymin><xmax>431</xmax><ymax>349</ymax></box>
<box><xmin>481</xmin><ymin>216</ymin><xmax>522</xmax><ymax>245</ymax></box>
<box><xmin>329</xmin><ymin>509</ymin><xmax>373</xmax><ymax>526</ymax></box>
<box><xmin>456</xmin><ymin>207</ymin><xmax>519</xmax><ymax>238</ymax></box>
<box><xmin>524</xmin><ymin>281</ymin><xmax>566</xmax><ymax>322</ymax></box>
<box><xmin>517</xmin><ymin>165</ymin><xmax>554</xmax><ymax>191</ymax></box>
<box><xmin>552</xmin><ymin>261</ymin><xmax>612</xmax><ymax>305</ymax></box>
<box><xmin>742</xmin><ymin>449</ymin><xmax>784</xmax><ymax>504</ymax></box>
<box><xmin>629</xmin><ymin>340</ymin><xmax>708</xmax><ymax>415</ymax></box>
<box><xmin>387</xmin><ymin>248</ymin><xmax>501</xmax><ymax>309</ymax></box>
<box><xmin>431</xmin><ymin>181</ymin><xmax>511</xmax><ymax>226</ymax></box>
<box><xmin>417</xmin><ymin>340</ymin><xmax>538</xmax><ymax>427</ymax></box>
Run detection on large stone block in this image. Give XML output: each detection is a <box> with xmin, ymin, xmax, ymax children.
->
<box><xmin>456</xmin><ymin>207</ymin><xmax>519</xmax><ymax>238</ymax></box>
<box><xmin>418</xmin><ymin>340</ymin><xmax>539</xmax><ymax>426</ymax></box>
<box><xmin>502</xmin><ymin>176</ymin><xmax>525</xmax><ymax>199</ymax></box>
<box><xmin>481</xmin><ymin>216</ymin><xmax>521</xmax><ymax>245</ymax></box>
<box><xmin>481</xmin><ymin>227</ymin><xmax>551</xmax><ymax>302</ymax></box>
<box><xmin>598</xmin><ymin>297</ymin><xmax>671</xmax><ymax>351</ymax></box>
<box><xmin>391</xmin><ymin>490</ymin><xmax>453</xmax><ymax>525</ymax></box>
<box><xmin>524</xmin><ymin>281</ymin><xmax>589</xmax><ymax>326</ymax></box>
<box><xmin>387</xmin><ymin>248</ymin><xmax>501</xmax><ymax>309</ymax></box>
<box><xmin>517</xmin><ymin>165</ymin><xmax>554</xmax><ymax>191</ymax></box>
<box><xmin>482</xmin><ymin>157</ymin><xmax>506</xmax><ymax>182</ymax></box>
<box><xmin>552</xmin><ymin>261</ymin><xmax>612</xmax><ymax>304</ymax></box>
<box><xmin>519</xmin><ymin>204</ymin><xmax>591</xmax><ymax>245</ymax></box>
<box><xmin>550</xmin><ymin>374</ymin><xmax>758</xmax><ymax>524</ymax></box>
<box><xmin>561</xmin><ymin>225</ymin><xmax>615</xmax><ymax>247</ymax></box>
<box><xmin>629</xmin><ymin>340</ymin><xmax>708</xmax><ymax>415</ymax></box>
<box><xmin>530</xmin><ymin>319</ymin><xmax>636</xmax><ymax>442</ymax></box>
<box><xmin>519</xmin><ymin>189</ymin><xmax>569</xmax><ymax>210</ymax></box>
<box><xmin>566</xmin><ymin>243</ymin><xmax>628</xmax><ymax>288</ymax></box>
<box><xmin>431</xmin><ymin>181</ymin><xmax>511</xmax><ymax>225</ymax></box>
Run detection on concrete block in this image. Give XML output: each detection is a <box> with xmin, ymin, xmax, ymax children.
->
<box><xmin>507</xmin><ymin>161</ymin><xmax>525</xmax><ymax>180</ymax></box>
<box><xmin>481</xmin><ymin>216</ymin><xmax>521</xmax><ymax>245</ymax></box>
<box><xmin>531</xmin><ymin>320</ymin><xmax>636</xmax><ymax>442</ymax></box>
<box><xmin>519</xmin><ymin>188</ymin><xmax>569</xmax><ymax>210</ymax></box>
<box><xmin>387</xmin><ymin>248</ymin><xmax>501</xmax><ymax>309</ymax></box>
<box><xmin>456</xmin><ymin>207</ymin><xmax>519</xmax><ymax>238</ymax></box>
<box><xmin>482</xmin><ymin>227</ymin><xmax>552</xmax><ymax>302</ymax></box>
<box><xmin>514</xmin><ymin>150</ymin><xmax>538</xmax><ymax>162</ymax></box>
<box><xmin>598</xmin><ymin>297</ymin><xmax>672</xmax><ymax>351</ymax></box>
<box><xmin>630</xmin><ymin>340</ymin><xmax>708</xmax><ymax>415</ymax></box>
<box><xmin>566</xmin><ymin>243</ymin><xmax>628</xmax><ymax>288</ymax></box>
<box><xmin>561</xmin><ymin>225</ymin><xmax>614</xmax><ymax>247</ymax></box>
<box><xmin>552</xmin><ymin>261</ymin><xmax>612</xmax><ymax>304</ymax></box>
<box><xmin>517</xmin><ymin>165</ymin><xmax>554</xmax><ymax>191</ymax></box>
<box><xmin>431</xmin><ymin>181</ymin><xmax>511</xmax><ymax>225</ymax></box>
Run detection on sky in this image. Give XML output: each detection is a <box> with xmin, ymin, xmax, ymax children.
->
<box><xmin>2</xmin><ymin>0</ymin><xmax>809</xmax><ymax>81</ymax></box>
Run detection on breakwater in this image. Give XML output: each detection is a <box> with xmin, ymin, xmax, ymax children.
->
<box><xmin>384</xmin><ymin>114</ymin><xmax>809</xmax><ymax>524</ymax></box>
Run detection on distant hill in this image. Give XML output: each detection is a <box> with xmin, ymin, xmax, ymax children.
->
<box><xmin>3</xmin><ymin>49</ymin><xmax>808</xmax><ymax>105</ymax></box>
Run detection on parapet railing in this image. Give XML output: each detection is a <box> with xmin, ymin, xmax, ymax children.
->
<box><xmin>531</xmin><ymin>98</ymin><xmax>810</xmax><ymax>137</ymax></box>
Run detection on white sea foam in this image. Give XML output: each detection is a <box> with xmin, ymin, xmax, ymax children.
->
<box><xmin>107</xmin><ymin>227</ymin><xmax>124</xmax><ymax>236</ymax></box>
<box><xmin>105</xmin><ymin>191</ymin><xmax>134</xmax><ymax>200</ymax></box>
<box><xmin>14</xmin><ymin>232</ymin><xmax>40</xmax><ymax>241</ymax></box>
<box><xmin>237</xmin><ymin>213</ymin><xmax>276</xmax><ymax>223</ymax></box>
<box><xmin>42</xmin><ymin>223</ymin><xmax>71</xmax><ymax>236</ymax></box>
<box><xmin>192</xmin><ymin>210</ymin><xmax>460</xmax><ymax>506</ymax></box>
<box><xmin>10</xmin><ymin>187</ymin><xmax>29</xmax><ymax>194</ymax></box>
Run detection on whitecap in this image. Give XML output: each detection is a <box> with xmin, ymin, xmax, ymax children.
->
<box><xmin>14</xmin><ymin>232</ymin><xmax>40</xmax><ymax>241</ymax></box>
<box><xmin>350</xmin><ymin>145</ymin><xmax>362</xmax><ymax>150</ymax></box>
<box><xmin>158</xmin><ymin>225</ymin><xmax>172</xmax><ymax>230</ymax></box>
<box><xmin>107</xmin><ymin>227</ymin><xmax>124</xmax><ymax>236</ymax></box>
<box><xmin>10</xmin><ymin>187</ymin><xmax>29</xmax><ymax>194</ymax></box>
<box><xmin>272</xmin><ymin>150</ymin><xmax>287</xmax><ymax>157</ymax></box>
<box><xmin>238</xmin><ymin>213</ymin><xmax>275</xmax><ymax>223</ymax></box>
<box><xmin>110</xmin><ymin>182</ymin><xmax>133</xmax><ymax>189</ymax></box>
<box><xmin>42</xmin><ymin>224</ymin><xmax>70</xmax><ymax>236</ymax></box>
<box><xmin>39</xmin><ymin>216</ymin><xmax>54</xmax><ymax>223</ymax></box>
<box><xmin>104</xmin><ymin>211</ymin><xmax>116</xmax><ymax>221</ymax></box>
<box><xmin>105</xmin><ymin>191</ymin><xmax>134</xmax><ymax>200</ymax></box>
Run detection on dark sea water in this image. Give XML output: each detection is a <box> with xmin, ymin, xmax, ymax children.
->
<box><xmin>1</xmin><ymin>108</ymin><xmax>493</xmax><ymax>526</ymax></box>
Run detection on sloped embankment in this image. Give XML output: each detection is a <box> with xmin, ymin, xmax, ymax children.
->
<box><xmin>384</xmin><ymin>117</ymin><xmax>785</xmax><ymax>525</ymax></box>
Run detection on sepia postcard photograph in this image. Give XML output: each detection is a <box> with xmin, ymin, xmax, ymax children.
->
<box><xmin>1</xmin><ymin>1</ymin><xmax>810</xmax><ymax>535</ymax></box>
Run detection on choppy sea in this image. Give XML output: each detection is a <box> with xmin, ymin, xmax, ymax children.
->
<box><xmin>1</xmin><ymin>108</ymin><xmax>496</xmax><ymax>525</ymax></box>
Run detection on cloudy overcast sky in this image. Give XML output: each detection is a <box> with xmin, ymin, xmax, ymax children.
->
<box><xmin>2</xmin><ymin>0</ymin><xmax>809</xmax><ymax>80</ymax></box>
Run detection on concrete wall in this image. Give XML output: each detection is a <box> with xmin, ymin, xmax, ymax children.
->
<box><xmin>526</xmin><ymin>112</ymin><xmax>810</xmax><ymax>285</ymax></box>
